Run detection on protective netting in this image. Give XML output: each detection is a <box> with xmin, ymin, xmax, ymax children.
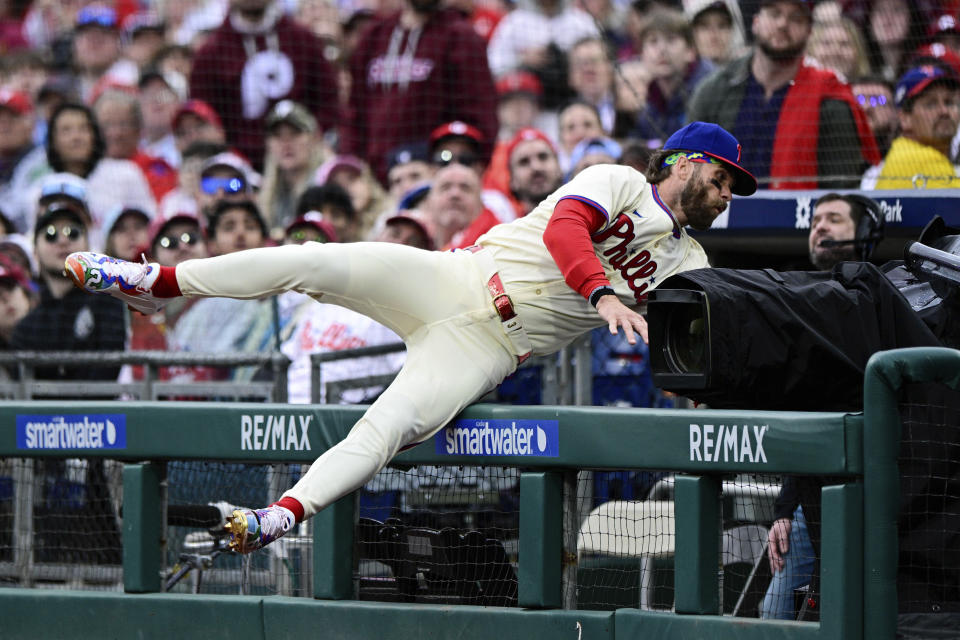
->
<box><xmin>0</xmin><ymin>457</ymin><xmax>124</xmax><ymax>590</ymax></box>
<box><xmin>573</xmin><ymin>471</ymin><xmax>787</xmax><ymax>615</ymax></box>
<box><xmin>897</xmin><ymin>382</ymin><xmax>960</xmax><ymax>614</ymax></box>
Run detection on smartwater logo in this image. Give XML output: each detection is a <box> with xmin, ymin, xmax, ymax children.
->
<box><xmin>435</xmin><ymin>419</ymin><xmax>559</xmax><ymax>457</ymax></box>
<box><xmin>16</xmin><ymin>414</ymin><xmax>126</xmax><ymax>450</ymax></box>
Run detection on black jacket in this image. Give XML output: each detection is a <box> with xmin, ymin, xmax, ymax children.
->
<box><xmin>10</xmin><ymin>281</ymin><xmax>126</xmax><ymax>380</ymax></box>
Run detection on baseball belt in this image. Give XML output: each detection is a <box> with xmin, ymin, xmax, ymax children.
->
<box><xmin>464</xmin><ymin>245</ymin><xmax>532</xmax><ymax>365</ymax></box>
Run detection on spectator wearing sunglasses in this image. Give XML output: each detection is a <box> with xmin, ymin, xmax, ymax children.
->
<box><xmin>29</xmin><ymin>173</ymin><xmax>93</xmax><ymax>242</ymax></box>
<box><xmin>13</xmin><ymin>199</ymin><xmax>125</xmax><ymax>382</ymax></box>
<box><xmin>428</xmin><ymin>120</ymin><xmax>516</xmax><ymax>224</ymax></box>
<box><xmin>149</xmin><ymin>213</ymin><xmax>208</xmax><ymax>267</ymax></box>
<box><xmin>850</xmin><ymin>76</ymin><xmax>898</xmax><ymax>157</ymax></box>
<box><xmin>197</xmin><ymin>151</ymin><xmax>259</xmax><ymax>220</ymax></box>
<box><xmin>124</xmin><ymin>212</ymin><xmax>209</xmax><ymax>383</ymax></box>
<box><xmin>14</xmin><ymin>195</ymin><xmax>126</xmax><ymax>566</ymax></box>
<box><xmin>158</xmin><ymin>141</ymin><xmax>228</xmax><ymax>219</ymax></box>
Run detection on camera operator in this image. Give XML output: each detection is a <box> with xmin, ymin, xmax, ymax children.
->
<box><xmin>761</xmin><ymin>192</ymin><xmax>883</xmax><ymax>620</ymax></box>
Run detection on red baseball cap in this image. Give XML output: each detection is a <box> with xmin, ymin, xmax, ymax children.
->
<box><xmin>428</xmin><ymin>121</ymin><xmax>485</xmax><ymax>149</ymax></box>
<box><xmin>912</xmin><ymin>43</ymin><xmax>960</xmax><ymax>78</ymax></box>
<box><xmin>0</xmin><ymin>89</ymin><xmax>32</xmax><ymax>115</ymax></box>
<box><xmin>285</xmin><ymin>211</ymin><xmax>338</xmax><ymax>243</ymax></box>
<box><xmin>929</xmin><ymin>13</ymin><xmax>960</xmax><ymax>38</ymax></box>
<box><xmin>0</xmin><ymin>253</ymin><xmax>31</xmax><ymax>291</ymax></box>
<box><xmin>505</xmin><ymin>127</ymin><xmax>556</xmax><ymax>164</ymax></box>
<box><xmin>173</xmin><ymin>99</ymin><xmax>223</xmax><ymax>130</ymax></box>
<box><xmin>496</xmin><ymin>71</ymin><xmax>543</xmax><ymax>99</ymax></box>
<box><xmin>384</xmin><ymin>209</ymin><xmax>435</xmax><ymax>250</ymax></box>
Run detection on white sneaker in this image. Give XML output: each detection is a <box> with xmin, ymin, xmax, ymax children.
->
<box><xmin>64</xmin><ymin>251</ymin><xmax>166</xmax><ymax>314</ymax></box>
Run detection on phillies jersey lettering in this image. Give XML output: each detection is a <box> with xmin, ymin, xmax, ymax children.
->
<box><xmin>593</xmin><ymin>213</ymin><xmax>659</xmax><ymax>302</ymax></box>
<box><xmin>477</xmin><ymin>164</ymin><xmax>709</xmax><ymax>352</ymax></box>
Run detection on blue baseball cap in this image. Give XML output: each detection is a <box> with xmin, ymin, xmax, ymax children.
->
<box><xmin>663</xmin><ymin>122</ymin><xmax>757</xmax><ymax>196</ymax></box>
<box><xmin>75</xmin><ymin>5</ymin><xmax>118</xmax><ymax>31</ymax></box>
<box><xmin>895</xmin><ymin>64</ymin><xmax>960</xmax><ymax>109</ymax></box>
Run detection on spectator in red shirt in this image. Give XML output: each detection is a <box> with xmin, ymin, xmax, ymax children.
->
<box><xmin>92</xmin><ymin>88</ymin><xmax>178</xmax><ymax>202</ymax></box>
<box><xmin>137</xmin><ymin>70</ymin><xmax>183</xmax><ymax>170</ymax></box>
<box><xmin>505</xmin><ymin>127</ymin><xmax>563</xmax><ymax>215</ymax></box>
<box><xmin>339</xmin><ymin>0</ymin><xmax>497</xmax><ymax>182</ymax></box>
<box><xmin>422</xmin><ymin>162</ymin><xmax>495</xmax><ymax>249</ymax></box>
<box><xmin>189</xmin><ymin>0</ymin><xmax>338</xmax><ymax>169</ymax></box>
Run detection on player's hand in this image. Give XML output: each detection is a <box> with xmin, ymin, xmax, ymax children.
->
<box><xmin>595</xmin><ymin>294</ymin><xmax>648</xmax><ymax>345</ymax></box>
<box><xmin>767</xmin><ymin>517</ymin><xmax>792</xmax><ymax>574</ymax></box>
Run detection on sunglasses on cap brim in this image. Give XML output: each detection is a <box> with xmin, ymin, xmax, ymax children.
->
<box><xmin>200</xmin><ymin>176</ymin><xmax>247</xmax><ymax>195</ymax></box>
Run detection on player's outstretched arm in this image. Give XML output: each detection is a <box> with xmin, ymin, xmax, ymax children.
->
<box><xmin>595</xmin><ymin>294</ymin><xmax>648</xmax><ymax>345</ymax></box>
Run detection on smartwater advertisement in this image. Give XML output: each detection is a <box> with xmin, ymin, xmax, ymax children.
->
<box><xmin>435</xmin><ymin>419</ymin><xmax>559</xmax><ymax>457</ymax></box>
<box><xmin>16</xmin><ymin>414</ymin><xmax>127</xmax><ymax>450</ymax></box>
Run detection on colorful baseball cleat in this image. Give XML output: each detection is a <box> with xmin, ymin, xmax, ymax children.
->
<box><xmin>64</xmin><ymin>251</ymin><xmax>165</xmax><ymax>314</ymax></box>
<box><xmin>224</xmin><ymin>506</ymin><xmax>295</xmax><ymax>554</ymax></box>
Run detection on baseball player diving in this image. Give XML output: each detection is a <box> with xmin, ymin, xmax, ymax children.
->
<box><xmin>64</xmin><ymin>121</ymin><xmax>757</xmax><ymax>553</ymax></box>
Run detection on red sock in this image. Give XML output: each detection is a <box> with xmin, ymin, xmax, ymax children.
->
<box><xmin>272</xmin><ymin>496</ymin><xmax>305</xmax><ymax>523</ymax></box>
<box><xmin>151</xmin><ymin>265</ymin><xmax>182</xmax><ymax>298</ymax></box>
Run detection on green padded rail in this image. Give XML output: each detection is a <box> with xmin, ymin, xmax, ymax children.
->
<box><xmin>0</xmin><ymin>402</ymin><xmax>862</xmax><ymax>475</ymax></box>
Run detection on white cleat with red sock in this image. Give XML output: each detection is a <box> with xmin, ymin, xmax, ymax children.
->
<box><xmin>64</xmin><ymin>251</ymin><xmax>167</xmax><ymax>314</ymax></box>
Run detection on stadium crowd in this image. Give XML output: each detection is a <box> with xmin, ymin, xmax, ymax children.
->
<box><xmin>0</xmin><ymin>0</ymin><xmax>958</xmax><ymax>391</ymax></box>
<box><xmin>1</xmin><ymin>0</ymin><xmax>959</xmax><ymax>627</ymax></box>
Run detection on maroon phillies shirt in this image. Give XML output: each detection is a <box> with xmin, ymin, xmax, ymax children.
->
<box><xmin>340</xmin><ymin>9</ymin><xmax>498</xmax><ymax>182</ymax></box>
<box><xmin>190</xmin><ymin>15</ymin><xmax>338</xmax><ymax>169</ymax></box>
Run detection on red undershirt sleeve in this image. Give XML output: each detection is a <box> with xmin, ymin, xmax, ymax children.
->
<box><xmin>542</xmin><ymin>197</ymin><xmax>611</xmax><ymax>301</ymax></box>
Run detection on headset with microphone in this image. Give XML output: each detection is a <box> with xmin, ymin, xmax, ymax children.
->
<box><xmin>817</xmin><ymin>195</ymin><xmax>885</xmax><ymax>260</ymax></box>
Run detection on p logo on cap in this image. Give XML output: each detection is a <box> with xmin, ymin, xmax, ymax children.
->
<box><xmin>663</xmin><ymin>122</ymin><xmax>757</xmax><ymax>196</ymax></box>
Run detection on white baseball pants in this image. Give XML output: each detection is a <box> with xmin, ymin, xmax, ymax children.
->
<box><xmin>176</xmin><ymin>242</ymin><xmax>518</xmax><ymax>518</ymax></box>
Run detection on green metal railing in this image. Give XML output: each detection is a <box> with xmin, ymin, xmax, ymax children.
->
<box><xmin>1</xmin><ymin>347</ymin><xmax>952</xmax><ymax>640</ymax></box>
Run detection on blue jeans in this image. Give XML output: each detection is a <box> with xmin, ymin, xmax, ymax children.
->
<box><xmin>760</xmin><ymin>506</ymin><xmax>816</xmax><ymax>620</ymax></box>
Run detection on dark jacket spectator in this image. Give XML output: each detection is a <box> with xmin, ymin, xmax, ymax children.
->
<box><xmin>687</xmin><ymin>0</ymin><xmax>879</xmax><ymax>189</ymax></box>
<box><xmin>11</xmin><ymin>201</ymin><xmax>125</xmax><ymax>381</ymax></box>
<box><xmin>189</xmin><ymin>0</ymin><xmax>338</xmax><ymax>169</ymax></box>
<box><xmin>339</xmin><ymin>5</ymin><xmax>497</xmax><ymax>183</ymax></box>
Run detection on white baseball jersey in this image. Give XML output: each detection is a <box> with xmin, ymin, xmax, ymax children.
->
<box><xmin>280</xmin><ymin>293</ymin><xmax>406</xmax><ymax>404</ymax></box>
<box><xmin>171</xmin><ymin>164</ymin><xmax>711</xmax><ymax>520</ymax></box>
<box><xmin>478</xmin><ymin>163</ymin><xmax>710</xmax><ymax>353</ymax></box>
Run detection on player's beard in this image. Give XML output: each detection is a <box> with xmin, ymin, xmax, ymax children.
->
<box><xmin>679</xmin><ymin>169</ymin><xmax>723</xmax><ymax>232</ymax></box>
